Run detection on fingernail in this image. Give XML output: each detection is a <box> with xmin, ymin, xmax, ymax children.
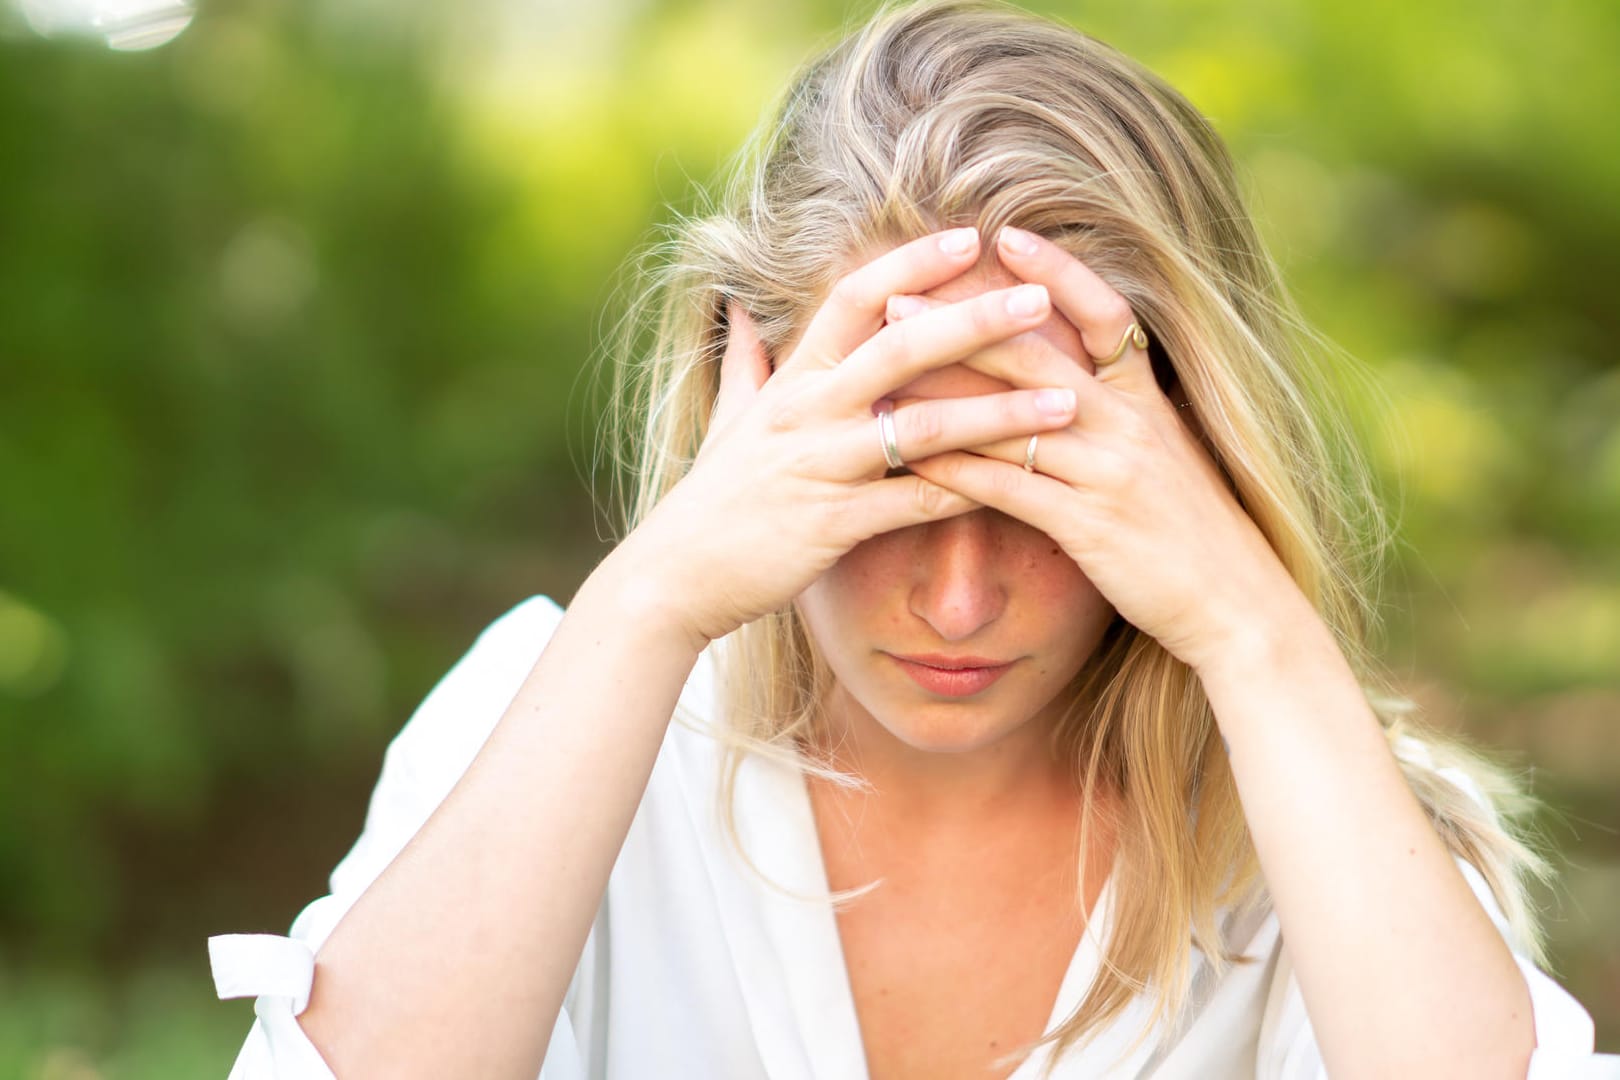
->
<box><xmin>1035</xmin><ymin>388</ymin><xmax>1076</xmax><ymax>416</ymax></box>
<box><xmin>1005</xmin><ymin>284</ymin><xmax>1049</xmax><ymax>318</ymax></box>
<box><xmin>939</xmin><ymin>227</ymin><xmax>979</xmax><ymax>256</ymax></box>
<box><xmin>999</xmin><ymin>226</ymin><xmax>1040</xmax><ymax>257</ymax></box>
<box><xmin>887</xmin><ymin>294</ymin><xmax>928</xmax><ymax>321</ymax></box>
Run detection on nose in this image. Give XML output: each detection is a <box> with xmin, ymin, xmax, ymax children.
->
<box><xmin>908</xmin><ymin>511</ymin><xmax>1007</xmax><ymax>642</ymax></box>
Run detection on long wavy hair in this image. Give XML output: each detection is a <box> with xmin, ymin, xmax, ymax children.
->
<box><xmin>603</xmin><ymin>0</ymin><xmax>1550</xmax><ymax>1068</ymax></box>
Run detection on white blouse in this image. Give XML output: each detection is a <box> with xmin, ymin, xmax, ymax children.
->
<box><xmin>211</xmin><ymin>595</ymin><xmax>1617</xmax><ymax>1079</ymax></box>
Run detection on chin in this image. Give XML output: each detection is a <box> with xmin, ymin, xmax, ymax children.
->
<box><xmin>867</xmin><ymin>699</ymin><xmax>1037</xmax><ymax>755</ymax></box>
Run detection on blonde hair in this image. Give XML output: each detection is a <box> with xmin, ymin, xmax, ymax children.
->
<box><xmin>604</xmin><ymin>0</ymin><xmax>1552</xmax><ymax>1068</ymax></box>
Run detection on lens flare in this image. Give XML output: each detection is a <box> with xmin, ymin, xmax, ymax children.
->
<box><xmin>18</xmin><ymin>0</ymin><xmax>194</xmax><ymax>50</ymax></box>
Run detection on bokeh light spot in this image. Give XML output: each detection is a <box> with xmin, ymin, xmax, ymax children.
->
<box><xmin>19</xmin><ymin>0</ymin><xmax>193</xmax><ymax>50</ymax></box>
<box><xmin>0</xmin><ymin>591</ymin><xmax>71</xmax><ymax>698</ymax></box>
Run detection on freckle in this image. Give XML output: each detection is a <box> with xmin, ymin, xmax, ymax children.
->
<box><xmin>1408</xmin><ymin>847</ymin><xmax>1415</xmax><ymax>855</ymax></box>
<box><xmin>1049</xmin><ymin>546</ymin><xmax>1060</xmax><ymax>556</ymax></box>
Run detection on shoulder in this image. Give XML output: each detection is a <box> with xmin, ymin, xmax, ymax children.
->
<box><xmin>367</xmin><ymin>595</ymin><xmax>567</xmax><ymax>798</ymax></box>
<box><xmin>326</xmin><ymin>595</ymin><xmax>725</xmax><ymax>899</ymax></box>
<box><xmin>383</xmin><ymin>592</ymin><xmax>726</xmax><ymax>788</ymax></box>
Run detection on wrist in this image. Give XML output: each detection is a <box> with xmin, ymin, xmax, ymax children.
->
<box><xmin>1194</xmin><ymin>609</ymin><xmax>1361</xmax><ymax>755</ymax></box>
<box><xmin>1187</xmin><ymin>584</ymin><xmax>1339</xmax><ymax>691</ymax></box>
<box><xmin>585</xmin><ymin>531</ymin><xmax>715</xmax><ymax>657</ymax></box>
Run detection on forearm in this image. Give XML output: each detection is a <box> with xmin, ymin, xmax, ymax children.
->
<box><xmin>1197</xmin><ymin>592</ymin><xmax>1534</xmax><ymax>1080</ymax></box>
<box><xmin>297</xmin><ymin>538</ymin><xmax>707</xmax><ymax>1080</ymax></box>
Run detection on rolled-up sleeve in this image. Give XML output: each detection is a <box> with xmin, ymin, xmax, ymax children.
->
<box><xmin>210</xmin><ymin>596</ymin><xmax>585</xmax><ymax>1079</ymax></box>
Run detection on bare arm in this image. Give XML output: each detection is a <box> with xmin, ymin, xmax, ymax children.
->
<box><xmin>1196</xmin><ymin>596</ymin><xmax>1534</xmax><ymax>1080</ymax></box>
<box><xmin>297</xmin><ymin>540</ymin><xmax>706</xmax><ymax>1078</ymax></box>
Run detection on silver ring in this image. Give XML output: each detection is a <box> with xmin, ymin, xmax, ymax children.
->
<box><xmin>1023</xmin><ymin>433</ymin><xmax>1039</xmax><ymax>472</ymax></box>
<box><xmin>877</xmin><ymin>402</ymin><xmax>904</xmax><ymax>470</ymax></box>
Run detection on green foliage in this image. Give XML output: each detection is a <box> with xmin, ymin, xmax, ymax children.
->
<box><xmin>0</xmin><ymin>960</ymin><xmax>247</xmax><ymax>1079</ymax></box>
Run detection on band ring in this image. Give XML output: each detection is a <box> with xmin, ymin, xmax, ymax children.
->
<box><xmin>1096</xmin><ymin>321</ymin><xmax>1149</xmax><ymax>367</ymax></box>
<box><xmin>877</xmin><ymin>402</ymin><xmax>904</xmax><ymax>470</ymax></box>
<box><xmin>1023</xmin><ymin>433</ymin><xmax>1039</xmax><ymax>472</ymax></box>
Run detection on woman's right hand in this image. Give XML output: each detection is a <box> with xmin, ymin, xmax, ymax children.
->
<box><xmin>616</xmin><ymin>227</ymin><xmax>1080</xmax><ymax>647</ymax></box>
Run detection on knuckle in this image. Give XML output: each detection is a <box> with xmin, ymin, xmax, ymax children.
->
<box><xmin>987</xmin><ymin>461</ymin><xmax>1023</xmax><ymax>498</ymax></box>
<box><xmin>880</xmin><ymin>319</ymin><xmax>912</xmax><ymax>362</ymax></box>
<box><xmin>1099</xmin><ymin>293</ymin><xmax>1135</xmax><ymax>329</ymax></box>
<box><xmin>764</xmin><ymin>396</ymin><xmax>805</xmax><ymax>433</ymax></box>
<box><xmin>1004</xmin><ymin>340</ymin><xmax>1043</xmax><ymax>380</ymax></box>
<box><xmin>912</xmin><ymin>478</ymin><xmax>948</xmax><ymax>516</ymax></box>
<box><xmin>822</xmin><ymin>490</ymin><xmax>857</xmax><ymax>534</ymax></box>
<box><xmin>967</xmin><ymin>296</ymin><xmax>999</xmax><ymax>338</ymax></box>
<box><xmin>829</xmin><ymin>272</ymin><xmax>872</xmax><ymax>313</ymax></box>
<box><xmin>783</xmin><ymin>439</ymin><xmax>819</xmax><ymax>476</ymax></box>
<box><xmin>999</xmin><ymin>392</ymin><xmax>1028</xmax><ymax>426</ymax></box>
<box><xmin>935</xmin><ymin>452</ymin><xmax>967</xmax><ymax>481</ymax></box>
<box><xmin>1088</xmin><ymin>446</ymin><xmax>1132</xmax><ymax>489</ymax></box>
<box><xmin>903</xmin><ymin>402</ymin><xmax>945</xmax><ymax>450</ymax></box>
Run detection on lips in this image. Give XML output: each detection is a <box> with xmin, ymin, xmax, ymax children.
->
<box><xmin>888</xmin><ymin>653</ymin><xmax>1016</xmax><ymax>697</ymax></box>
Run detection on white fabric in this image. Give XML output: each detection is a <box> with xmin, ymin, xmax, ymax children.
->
<box><xmin>211</xmin><ymin>595</ymin><xmax>1614</xmax><ymax>1079</ymax></box>
<box><xmin>211</xmin><ymin>935</ymin><xmax>315</xmax><ymax>1014</ymax></box>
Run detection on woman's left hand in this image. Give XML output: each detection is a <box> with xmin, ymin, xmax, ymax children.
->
<box><xmin>901</xmin><ymin>226</ymin><xmax>1310</xmax><ymax>675</ymax></box>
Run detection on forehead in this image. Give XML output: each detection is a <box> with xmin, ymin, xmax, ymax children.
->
<box><xmin>921</xmin><ymin>259</ymin><xmax>1020</xmax><ymax>300</ymax></box>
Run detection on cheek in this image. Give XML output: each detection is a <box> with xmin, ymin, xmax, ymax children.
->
<box><xmin>999</xmin><ymin>526</ymin><xmax>1114</xmax><ymax>641</ymax></box>
<box><xmin>1035</xmin><ymin>546</ymin><xmax>1098</xmax><ymax>605</ymax></box>
<box><xmin>997</xmin><ymin>519</ymin><xmax>1085</xmax><ymax>590</ymax></box>
<box><xmin>798</xmin><ymin>531</ymin><xmax>915</xmax><ymax>628</ymax></box>
<box><xmin>827</xmin><ymin>532</ymin><xmax>906</xmax><ymax>587</ymax></box>
<box><xmin>1047</xmin><ymin>576</ymin><xmax>1114</xmax><ymax>650</ymax></box>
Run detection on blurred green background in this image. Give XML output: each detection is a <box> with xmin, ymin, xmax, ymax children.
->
<box><xmin>1</xmin><ymin>0</ymin><xmax>1616</xmax><ymax>1073</ymax></box>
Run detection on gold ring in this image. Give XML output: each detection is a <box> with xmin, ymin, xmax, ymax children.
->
<box><xmin>1096</xmin><ymin>322</ymin><xmax>1149</xmax><ymax>367</ymax></box>
<box><xmin>1023</xmin><ymin>434</ymin><xmax>1039</xmax><ymax>472</ymax></box>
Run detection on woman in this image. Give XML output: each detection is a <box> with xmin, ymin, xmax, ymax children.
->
<box><xmin>210</xmin><ymin>2</ymin><xmax>1609</xmax><ymax>1077</ymax></box>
